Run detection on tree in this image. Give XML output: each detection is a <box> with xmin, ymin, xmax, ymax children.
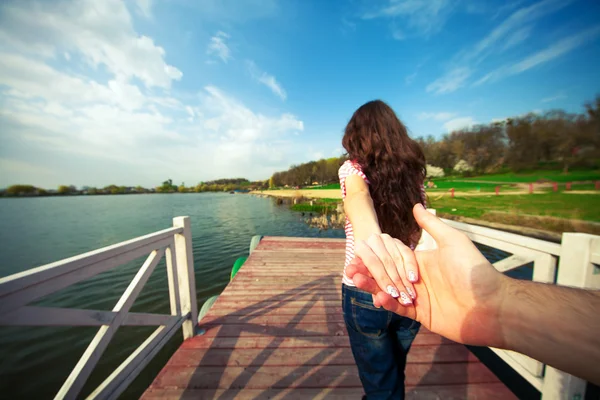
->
<box><xmin>454</xmin><ymin>160</ymin><xmax>473</xmax><ymax>174</ymax></box>
<box><xmin>157</xmin><ymin>179</ymin><xmax>177</xmax><ymax>193</ymax></box>
<box><xmin>6</xmin><ymin>185</ymin><xmax>37</xmax><ymax>196</ymax></box>
<box><xmin>426</xmin><ymin>165</ymin><xmax>444</xmax><ymax>178</ymax></box>
<box><xmin>58</xmin><ymin>185</ymin><xmax>71</xmax><ymax>195</ymax></box>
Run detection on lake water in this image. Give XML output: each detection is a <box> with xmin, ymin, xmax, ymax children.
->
<box><xmin>0</xmin><ymin>193</ymin><xmax>515</xmax><ymax>399</ymax></box>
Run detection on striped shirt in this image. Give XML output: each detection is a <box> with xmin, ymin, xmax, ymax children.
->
<box><xmin>338</xmin><ymin>160</ymin><xmax>426</xmax><ymax>286</ymax></box>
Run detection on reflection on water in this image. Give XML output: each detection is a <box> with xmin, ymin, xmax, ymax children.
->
<box><xmin>0</xmin><ymin>194</ymin><xmax>518</xmax><ymax>399</ymax></box>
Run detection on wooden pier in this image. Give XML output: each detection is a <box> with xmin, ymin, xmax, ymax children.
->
<box><xmin>142</xmin><ymin>236</ymin><xmax>515</xmax><ymax>399</ymax></box>
<box><xmin>2</xmin><ymin>217</ymin><xmax>597</xmax><ymax>399</ymax></box>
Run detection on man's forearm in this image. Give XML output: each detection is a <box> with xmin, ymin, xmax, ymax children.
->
<box><xmin>344</xmin><ymin>192</ymin><xmax>381</xmax><ymax>242</ymax></box>
<box><xmin>500</xmin><ymin>279</ymin><xmax>600</xmax><ymax>385</ymax></box>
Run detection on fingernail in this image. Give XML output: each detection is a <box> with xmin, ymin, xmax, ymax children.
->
<box><xmin>406</xmin><ymin>286</ymin><xmax>416</xmax><ymax>299</ymax></box>
<box><xmin>400</xmin><ymin>292</ymin><xmax>413</xmax><ymax>305</ymax></box>
<box><xmin>386</xmin><ymin>285</ymin><xmax>400</xmax><ymax>298</ymax></box>
<box><xmin>408</xmin><ymin>271</ymin><xmax>417</xmax><ymax>282</ymax></box>
<box><xmin>415</xmin><ymin>203</ymin><xmax>424</xmax><ymax>210</ymax></box>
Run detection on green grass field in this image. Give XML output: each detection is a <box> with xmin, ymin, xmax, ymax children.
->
<box><xmin>299</xmin><ymin>169</ymin><xmax>600</xmax><ymax>193</ymax></box>
<box><xmin>426</xmin><ymin>181</ymin><xmax>512</xmax><ymax>191</ymax></box>
<box><xmin>453</xmin><ymin>170</ymin><xmax>600</xmax><ymax>183</ymax></box>
<box><xmin>290</xmin><ymin>203</ymin><xmax>338</xmax><ymax>213</ymax></box>
<box><xmin>305</xmin><ymin>183</ymin><xmax>341</xmax><ymax>190</ymax></box>
<box><xmin>428</xmin><ymin>192</ymin><xmax>600</xmax><ymax>222</ymax></box>
<box><xmin>289</xmin><ymin>192</ymin><xmax>600</xmax><ymax>234</ymax></box>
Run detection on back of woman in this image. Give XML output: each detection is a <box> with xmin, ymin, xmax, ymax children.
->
<box><xmin>339</xmin><ymin>100</ymin><xmax>426</xmax><ymax>399</ymax></box>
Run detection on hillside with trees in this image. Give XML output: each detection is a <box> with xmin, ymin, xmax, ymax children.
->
<box><xmin>269</xmin><ymin>96</ymin><xmax>600</xmax><ymax>186</ymax></box>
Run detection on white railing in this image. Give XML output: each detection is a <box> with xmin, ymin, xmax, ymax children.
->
<box><xmin>443</xmin><ymin>219</ymin><xmax>600</xmax><ymax>400</ymax></box>
<box><xmin>0</xmin><ymin>216</ymin><xmax>198</xmax><ymax>400</ymax></box>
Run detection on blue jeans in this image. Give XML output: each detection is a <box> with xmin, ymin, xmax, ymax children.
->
<box><xmin>342</xmin><ymin>284</ymin><xmax>421</xmax><ymax>400</ymax></box>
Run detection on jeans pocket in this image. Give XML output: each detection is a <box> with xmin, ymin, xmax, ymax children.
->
<box><xmin>351</xmin><ymin>297</ymin><xmax>392</xmax><ymax>338</ymax></box>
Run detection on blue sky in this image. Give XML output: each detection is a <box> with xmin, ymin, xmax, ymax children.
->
<box><xmin>1</xmin><ymin>0</ymin><xmax>599</xmax><ymax>188</ymax></box>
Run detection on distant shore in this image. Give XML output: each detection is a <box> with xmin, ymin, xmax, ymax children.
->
<box><xmin>251</xmin><ymin>189</ymin><xmax>342</xmax><ymax>199</ymax></box>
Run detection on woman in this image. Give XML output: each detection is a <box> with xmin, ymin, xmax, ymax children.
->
<box><xmin>339</xmin><ymin>100</ymin><xmax>426</xmax><ymax>399</ymax></box>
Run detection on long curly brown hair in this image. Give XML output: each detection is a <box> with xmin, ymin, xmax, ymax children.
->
<box><xmin>342</xmin><ymin>100</ymin><xmax>426</xmax><ymax>246</ymax></box>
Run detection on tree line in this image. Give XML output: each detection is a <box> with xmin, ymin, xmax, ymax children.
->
<box><xmin>2</xmin><ymin>178</ymin><xmax>269</xmax><ymax>197</ymax></box>
<box><xmin>270</xmin><ymin>157</ymin><xmax>346</xmax><ymax>188</ymax></box>
<box><xmin>417</xmin><ymin>96</ymin><xmax>599</xmax><ymax>176</ymax></box>
<box><xmin>269</xmin><ymin>96</ymin><xmax>599</xmax><ymax>186</ymax></box>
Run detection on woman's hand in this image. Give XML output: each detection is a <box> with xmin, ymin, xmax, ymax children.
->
<box><xmin>347</xmin><ymin>204</ymin><xmax>508</xmax><ymax>347</ymax></box>
<box><xmin>354</xmin><ymin>233</ymin><xmax>420</xmax><ymax>305</ymax></box>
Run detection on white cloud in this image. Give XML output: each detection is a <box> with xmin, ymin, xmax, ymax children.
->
<box><xmin>470</xmin><ymin>0</ymin><xmax>570</xmax><ymax>61</ymax></box>
<box><xmin>363</xmin><ymin>0</ymin><xmax>452</xmax><ymax>38</ymax></box>
<box><xmin>405</xmin><ymin>71</ymin><xmax>418</xmax><ymax>85</ymax></box>
<box><xmin>246</xmin><ymin>61</ymin><xmax>287</xmax><ymax>100</ymax></box>
<box><xmin>426</xmin><ymin>67</ymin><xmax>471</xmax><ymax>94</ymax></box>
<box><xmin>0</xmin><ymin>0</ymin><xmax>182</xmax><ymax>89</ymax></box>
<box><xmin>0</xmin><ymin>0</ymin><xmax>305</xmax><ymax>188</ymax></box>
<box><xmin>444</xmin><ymin>117</ymin><xmax>476</xmax><ymax>132</ymax></box>
<box><xmin>541</xmin><ymin>94</ymin><xmax>567</xmax><ymax>103</ymax></box>
<box><xmin>202</xmin><ymin>86</ymin><xmax>301</xmax><ymax>141</ymax></box>
<box><xmin>510</xmin><ymin>26</ymin><xmax>600</xmax><ymax>72</ymax></box>
<box><xmin>418</xmin><ymin>112</ymin><xmax>456</xmax><ymax>121</ymax></box>
<box><xmin>426</xmin><ymin>0</ymin><xmax>574</xmax><ymax>94</ymax></box>
<box><xmin>474</xmin><ymin>26</ymin><xmax>600</xmax><ymax>86</ymax></box>
<box><xmin>501</xmin><ymin>26</ymin><xmax>532</xmax><ymax>51</ymax></box>
<box><xmin>134</xmin><ymin>0</ymin><xmax>153</xmax><ymax>18</ymax></box>
<box><xmin>0</xmin><ymin>53</ymin><xmax>146</xmax><ymax>111</ymax></box>
<box><xmin>207</xmin><ymin>31</ymin><xmax>232</xmax><ymax>63</ymax></box>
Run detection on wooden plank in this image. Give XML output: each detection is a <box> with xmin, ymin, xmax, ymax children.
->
<box><xmin>165</xmin><ymin>244</ymin><xmax>181</xmax><ymax>316</ymax></box>
<box><xmin>144</xmin><ymin>235</ymin><xmax>514</xmax><ymax>399</ymax></box>
<box><xmin>532</xmin><ymin>253</ymin><xmax>557</xmax><ymax>284</ymax></box>
<box><xmin>198</xmin><ymin>322</ymin><xmax>348</xmax><ymax>338</ymax></box>
<box><xmin>216</xmin><ymin>293</ymin><xmax>342</xmax><ymax>300</ymax></box>
<box><xmin>231</xmin><ymin>277</ymin><xmax>342</xmax><ymax>285</ymax></box>
<box><xmin>199</xmin><ymin>313</ymin><xmax>345</xmax><ymax>325</ymax></box>
<box><xmin>205</xmin><ymin>306</ymin><xmax>343</xmax><ymax>316</ymax></box>
<box><xmin>142</xmin><ymin>383</ymin><xmax>516</xmax><ymax>400</ymax></box>
<box><xmin>164</xmin><ymin>344</ymin><xmax>476</xmax><ymax>367</ymax></box>
<box><xmin>490</xmin><ymin>348</ymin><xmax>544</xmax><ymax>391</ymax></box>
<box><xmin>181</xmin><ymin>333</ymin><xmax>450</xmax><ymax>350</ymax></box>
<box><xmin>492</xmin><ymin>254</ymin><xmax>535</xmax><ymax>273</ymax></box>
<box><xmin>256</xmin><ymin>241</ymin><xmax>346</xmax><ymax>249</ymax></box>
<box><xmin>260</xmin><ymin>236</ymin><xmax>345</xmax><ymax>243</ymax></box>
<box><xmin>151</xmin><ymin>363</ymin><xmax>501</xmax><ymax>389</ymax></box>
<box><xmin>220</xmin><ymin>287</ymin><xmax>342</xmax><ymax>295</ymax></box>
<box><xmin>173</xmin><ymin>217</ymin><xmax>198</xmax><ymax>340</ymax></box>
<box><xmin>210</xmin><ymin>301</ymin><xmax>343</xmax><ymax>309</ymax></box>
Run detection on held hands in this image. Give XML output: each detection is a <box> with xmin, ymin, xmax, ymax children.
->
<box><xmin>347</xmin><ymin>204</ymin><xmax>509</xmax><ymax>347</ymax></box>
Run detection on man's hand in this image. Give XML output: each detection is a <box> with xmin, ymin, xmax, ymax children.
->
<box><xmin>347</xmin><ymin>203</ymin><xmax>509</xmax><ymax>348</ymax></box>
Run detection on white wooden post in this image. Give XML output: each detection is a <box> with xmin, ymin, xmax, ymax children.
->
<box><xmin>173</xmin><ymin>217</ymin><xmax>198</xmax><ymax>339</ymax></box>
<box><xmin>541</xmin><ymin>233</ymin><xmax>599</xmax><ymax>399</ymax></box>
